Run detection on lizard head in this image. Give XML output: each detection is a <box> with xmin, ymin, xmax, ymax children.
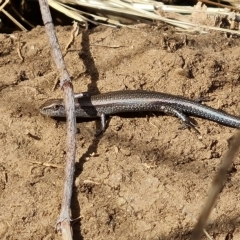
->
<box><xmin>39</xmin><ymin>99</ymin><xmax>66</xmax><ymax>117</ymax></box>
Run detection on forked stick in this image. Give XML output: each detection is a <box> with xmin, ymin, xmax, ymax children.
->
<box><xmin>38</xmin><ymin>1</ymin><xmax>76</xmax><ymax>239</ymax></box>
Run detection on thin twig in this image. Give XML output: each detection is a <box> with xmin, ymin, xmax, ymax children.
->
<box><xmin>63</xmin><ymin>21</ymin><xmax>80</xmax><ymax>56</ymax></box>
<box><xmin>52</xmin><ymin>74</ymin><xmax>60</xmax><ymax>91</ymax></box>
<box><xmin>191</xmin><ymin>131</ymin><xmax>240</xmax><ymax>240</ymax></box>
<box><xmin>38</xmin><ymin>1</ymin><xmax>77</xmax><ymax>240</ymax></box>
<box><xmin>17</xmin><ymin>34</ymin><xmax>24</xmax><ymax>63</ymax></box>
<box><xmin>29</xmin><ymin>161</ymin><xmax>64</xmax><ymax>168</ymax></box>
<box><xmin>11</xmin><ymin>5</ymin><xmax>35</xmax><ymax>28</ymax></box>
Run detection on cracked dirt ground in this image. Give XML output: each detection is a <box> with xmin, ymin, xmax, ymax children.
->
<box><xmin>0</xmin><ymin>25</ymin><xmax>240</xmax><ymax>239</ymax></box>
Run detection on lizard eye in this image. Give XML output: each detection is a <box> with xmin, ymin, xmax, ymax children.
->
<box><xmin>53</xmin><ymin>105</ymin><xmax>60</xmax><ymax>110</ymax></box>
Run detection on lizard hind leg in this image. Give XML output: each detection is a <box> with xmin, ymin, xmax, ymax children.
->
<box><xmin>159</xmin><ymin>105</ymin><xmax>199</xmax><ymax>133</ymax></box>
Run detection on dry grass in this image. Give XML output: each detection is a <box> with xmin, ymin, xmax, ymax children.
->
<box><xmin>44</xmin><ymin>0</ymin><xmax>240</xmax><ymax>35</ymax></box>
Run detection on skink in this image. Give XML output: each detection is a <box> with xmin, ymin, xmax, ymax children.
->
<box><xmin>40</xmin><ymin>90</ymin><xmax>240</xmax><ymax>134</ymax></box>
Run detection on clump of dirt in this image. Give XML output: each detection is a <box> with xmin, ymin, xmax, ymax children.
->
<box><xmin>0</xmin><ymin>24</ymin><xmax>240</xmax><ymax>239</ymax></box>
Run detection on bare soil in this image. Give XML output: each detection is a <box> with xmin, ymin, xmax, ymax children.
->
<box><xmin>0</xmin><ymin>24</ymin><xmax>240</xmax><ymax>240</ymax></box>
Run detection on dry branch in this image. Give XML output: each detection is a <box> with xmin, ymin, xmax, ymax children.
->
<box><xmin>38</xmin><ymin>1</ymin><xmax>77</xmax><ymax>239</ymax></box>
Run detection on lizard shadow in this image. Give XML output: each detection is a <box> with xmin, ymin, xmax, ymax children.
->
<box><xmin>52</xmin><ymin>111</ymin><xmax>199</xmax><ymax>135</ymax></box>
<box><xmin>79</xmin><ymin>29</ymin><xmax>99</xmax><ymax>93</ymax></box>
<box><xmin>71</xmin><ymin>29</ymin><xmax>102</xmax><ymax>240</ymax></box>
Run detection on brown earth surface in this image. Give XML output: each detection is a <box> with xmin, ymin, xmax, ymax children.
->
<box><xmin>0</xmin><ymin>24</ymin><xmax>240</xmax><ymax>240</ymax></box>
